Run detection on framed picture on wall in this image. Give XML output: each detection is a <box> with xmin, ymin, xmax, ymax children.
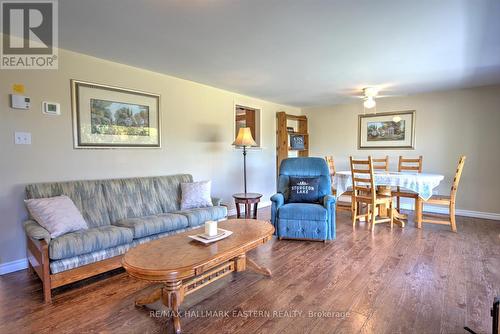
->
<box><xmin>358</xmin><ymin>110</ymin><xmax>415</xmax><ymax>149</ymax></box>
<box><xmin>71</xmin><ymin>80</ymin><xmax>161</xmax><ymax>148</ymax></box>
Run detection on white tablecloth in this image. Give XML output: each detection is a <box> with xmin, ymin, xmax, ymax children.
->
<box><xmin>333</xmin><ymin>171</ymin><xmax>444</xmax><ymax>201</ymax></box>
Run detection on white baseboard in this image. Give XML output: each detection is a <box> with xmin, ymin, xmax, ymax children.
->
<box><xmin>232</xmin><ymin>200</ymin><xmax>499</xmax><ymax>220</ymax></box>
<box><xmin>0</xmin><ymin>258</ymin><xmax>28</xmax><ymax>275</ymax></box>
<box><xmin>227</xmin><ymin>200</ymin><xmax>272</xmax><ymax>217</ymax></box>
<box><xmin>399</xmin><ymin>203</ymin><xmax>500</xmax><ymax>221</ymax></box>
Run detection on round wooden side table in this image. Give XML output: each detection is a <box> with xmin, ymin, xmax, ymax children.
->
<box><xmin>232</xmin><ymin>193</ymin><xmax>263</xmax><ymax>219</ymax></box>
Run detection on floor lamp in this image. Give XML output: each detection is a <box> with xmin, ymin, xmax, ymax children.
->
<box><xmin>232</xmin><ymin>127</ymin><xmax>257</xmax><ymax>194</ymax></box>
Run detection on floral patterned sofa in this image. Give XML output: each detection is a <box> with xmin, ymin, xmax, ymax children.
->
<box><xmin>23</xmin><ymin>174</ymin><xmax>227</xmax><ymax>302</ymax></box>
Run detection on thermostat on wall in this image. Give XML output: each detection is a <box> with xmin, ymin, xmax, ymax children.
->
<box><xmin>42</xmin><ymin>101</ymin><xmax>61</xmax><ymax>115</ymax></box>
<box><xmin>10</xmin><ymin>94</ymin><xmax>30</xmax><ymax>109</ymax></box>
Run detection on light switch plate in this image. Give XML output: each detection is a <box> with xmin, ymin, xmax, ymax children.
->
<box><xmin>14</xmin><ymin>132</ymin><xmax>32</xmax><ymax>145</ymax></box>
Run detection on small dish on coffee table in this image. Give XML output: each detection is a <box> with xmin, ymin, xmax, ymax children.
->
<box><xmin>188</xmin><ymin>228</ymin><xmax>233</xmax><ymax>244</ymax></box>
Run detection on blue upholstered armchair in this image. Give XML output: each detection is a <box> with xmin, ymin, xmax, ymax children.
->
<box><xmin>271</xmin><ymin>157</ymin><xmax>336</xmax><ymax>241</ymax></box>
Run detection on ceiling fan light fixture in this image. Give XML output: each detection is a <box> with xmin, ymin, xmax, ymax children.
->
<box><xmin>363</xmin><ymin>87</ymin><xmax>379</xmax><ymax>98</ymax></box>
<box><xmin>363</xmin><ymin>97</ymin><xmax>376</xmax><ymax>109</ymax></box>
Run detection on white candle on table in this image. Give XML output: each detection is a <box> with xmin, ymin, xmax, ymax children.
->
<box><xmin>205</xmin><ymin>220</ymin><xmax>217</xmax><ymax>236</ymax></box>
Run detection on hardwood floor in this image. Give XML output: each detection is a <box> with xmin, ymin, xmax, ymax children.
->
<box><xmin>1</xmin><ymin>208</ymin><xmax>499</xmax><ymax>334</ymax></box>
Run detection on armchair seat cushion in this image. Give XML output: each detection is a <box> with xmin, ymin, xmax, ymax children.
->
<box><xmin>277</xmin><ymin>219</ymin><xmax>328</xmax><ymax>240</ymax></box>
<box><xmin>278</xmin><ymin>203</ymin><xmax>327</xmax><ymax>221</ymax></box>
<box><xmin>174</xmin><ymin>206</ymin><xmax>227</xmax><ymax>227</ymax></box>
<box><xmin>49</xmin><ymin>226</ymin><xmax>133</xmax><ymax>260</ymax></box>
<box><xmin>114</xmin><ymin>213</ymin><xmax>188</xmax><ymax>239</ymax></box>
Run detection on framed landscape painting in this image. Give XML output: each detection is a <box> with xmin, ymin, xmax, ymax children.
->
<box><xmin>358</xmin><ymin>110</ymin><xmax>415</xmax><ymax>149</ymax></box>
<box><xmin>71</xmin><ymin>80</ymin><xmax>161</xmax><ymax>148</ymax></box>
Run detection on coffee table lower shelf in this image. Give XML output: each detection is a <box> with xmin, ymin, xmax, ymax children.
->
<box><xmin>134</xmin><ymin>254</ymin><xmax>271</xmax><ymax>333</ymax></box>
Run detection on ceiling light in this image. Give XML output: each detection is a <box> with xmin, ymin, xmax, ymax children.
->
<box><xmin>363</xmin><ymin>97</ymin><xmax>376</xmax><ymax>109</ymax></box>
<box><xmin>363</xmin><ymin>87</ymin><xmax>379</xmax><ymax>98</ymax></box>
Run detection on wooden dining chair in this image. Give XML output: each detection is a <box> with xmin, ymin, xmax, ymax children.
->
<box><xmin>394</xmin><ymin>156</ymin><xmax>423</xmax><ymax>212</ymax></box>
<box><xmin>325</xmin><ymin>156</ymin><xmax>352</xmax><ymax>212</ymax></box>
<box><xmin>372</xmin><ymin>156</ymin><xmax>389</xmax><ymax>171</ymax></box>
<box><xmin>417</xmin><ymin>156</ymin><xmax>466</xmax><ymax>232</ymax></box>
<box><xmin>350</xmin><ymin>156</ymin><xmax>394</xmax><ymax>231</ymax></box>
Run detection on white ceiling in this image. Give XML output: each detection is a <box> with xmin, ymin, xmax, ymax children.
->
<box><xmin>59</xmin><ymin>0</ymin><xmax>500</xmax><ymax>107</ymax></box>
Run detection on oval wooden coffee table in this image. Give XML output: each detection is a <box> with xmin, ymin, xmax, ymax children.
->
<box><xmin>123</xmin><ymin>219</ymin><xmax>274</xmax><ymax>333</ymax></box>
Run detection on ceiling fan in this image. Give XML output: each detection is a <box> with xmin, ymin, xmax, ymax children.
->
<box><xmin>361</xmin><ymin>87</ymin><xmax>378</xmax><ymax>109</ymax></box>
<box><xmin>344</xmin><ymin>86</ymin><xmax>401</xmax><ymax>109</ymax></box>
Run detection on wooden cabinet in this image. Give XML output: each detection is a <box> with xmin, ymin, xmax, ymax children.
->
<box><xmin>276</xmin><ymin>112</ymin><xmax>309</xmax><ymax>176</ymax></box>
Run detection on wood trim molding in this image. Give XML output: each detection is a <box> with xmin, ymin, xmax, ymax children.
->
<box><xmin>51</xmin><ymin>256</ymin><xmax>123</xmax><ymax>288</ymax></box>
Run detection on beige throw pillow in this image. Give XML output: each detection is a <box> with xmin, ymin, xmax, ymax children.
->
<box><xmin>25</xmin><ymin>195</ymin><xmax>88</xmax><ymax>238</ymax></box>
<box><xmin>180</xmin><ymin>181</ymin><xmax>213</xmax><ymax>210</ymax></box>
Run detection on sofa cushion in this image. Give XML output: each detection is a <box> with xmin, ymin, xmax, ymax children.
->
<box><xmin>278</xmin><ymin>203</ymin><xmax>327</xmax><ymax>221</ymax></box>
<box><xmin>49</xmin><ymin>226</ymin><xmax>194</xmax><ymax>274</ymax></box>
<box><xmin>49</xmin><ymin>225</ymin><xmax>133</xmax><ymax>260</ymax></box>
<box><xmin>26</xmin><ymin>180</ymin><xmax>111</xmax><ymax>227</ymax></box>
<box><xmin>114</xmin><ymin>213</ymin><xmax>189</xmax><ymax>239</ymax></box>
<box><xmin>103</xmin><ymin>178</ymin><xmax>163</xmax><ymax>222</ymax></box>
<box><xmin>175</xmin><ymin>206</ymin><xmax>227</xmax><ymax>227</ymax></box>
<box><xmin>154</xmin><ymin>174</ymin><xmax>193</xmax><ymax>212</ymax></box>
<box><xmin>23</xmin><ymin>220</ymin><xmax>51</xmax><ymax>244</ymax></box>
<box><xmin>25</xmin><ymin>195</ymin><xmax>88</xmax><ymax>238</ymax></box>
<box><xmin>180</xmin><ymin>180</ymin><xmax>213</xmax><ymax>210</ymax></box>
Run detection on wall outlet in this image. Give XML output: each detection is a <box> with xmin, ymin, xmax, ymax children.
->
<box><xmin>14</xmin><ymin>132</ymin><xmax>32</xmax><ymax>145</ymax></box>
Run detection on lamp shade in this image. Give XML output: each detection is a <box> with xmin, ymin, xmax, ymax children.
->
<box><xmin>233</xmin><ymin>127</ymin><xmax>257</xmax><ymax>147</ymax></box>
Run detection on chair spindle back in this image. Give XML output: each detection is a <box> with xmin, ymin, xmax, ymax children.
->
<box><xmin>398</xmin><ymin>156</ymin><xmax>423</xmax><ymax>173</ymax></box>
<box><xmin>325</xmin><ymin>156</ymin><xmax>335</xmax><ymax>180</ymax></box>
<box><xmin>350</xmin><ymin>156</ymin><xmax>375</xmax><ymax>199</ymax></box>
<box><xmin>450</xmin><ymin>156</ymin><xmax>466</xmax><ymax>201</ymax></box>
<box><xmin>372</xmin><ymin>156</ymin><xmax>389</xmax><ymax>171</ymax></box>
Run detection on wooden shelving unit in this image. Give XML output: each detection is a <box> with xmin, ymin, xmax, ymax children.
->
<box><xmin>276</xmin><ymin>111</ymin><xmax>309</xmax><ymax>175</ymax></box>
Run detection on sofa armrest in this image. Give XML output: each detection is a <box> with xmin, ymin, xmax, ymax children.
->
<box><xmin>23</xmin><ymin>220</ymin><xmax>51</xmax><ymax>244</ymax></box>
<box><xmin>212</xmin><ymin>197</ymin><xmax>222</xmax><ymax>206</ymax></box>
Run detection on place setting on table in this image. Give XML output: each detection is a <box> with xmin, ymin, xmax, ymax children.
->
<box><xmin>188</xmin><ymin>220</ymin><xmax>233</xmax><ymax>243</ymax></box>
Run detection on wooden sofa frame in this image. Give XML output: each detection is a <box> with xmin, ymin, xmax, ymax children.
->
<box><xmin>26</xmin><ymin>200</ymin><xmax>229</xmax><ymax>303</ymax></box>
<box><xmin>27</xmin><ymin>236</ymin><xmax>123</xmax><ymax>303</ymax></box>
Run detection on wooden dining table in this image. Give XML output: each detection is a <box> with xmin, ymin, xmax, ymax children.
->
<box><xmin>333</xmin><ymin>170</ymin><xmax>445</xmax><ymax>226</ymax></box>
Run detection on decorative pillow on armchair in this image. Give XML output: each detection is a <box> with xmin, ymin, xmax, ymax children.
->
<box><xmin>180</xmin><ymin>180</ymin><xmax>214</xmax><ymax>209</ymax></box>
<box><xmin>288</xmin><ymin>177</ymin><xmax>321</xmax><ymax>203</ymax></box>
<box><xmin>24</xmin><ymin>195</ymin><xmax>88</xmax><ymax>238</ymax></box>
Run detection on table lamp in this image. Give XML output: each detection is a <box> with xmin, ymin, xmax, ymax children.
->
<box><xmin>232</xmin><ymin>127</ymin><xmax>257</xmax><ymax>194</ymax></box>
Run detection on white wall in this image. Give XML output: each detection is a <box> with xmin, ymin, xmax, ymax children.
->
<box><xmin>0</xmin><ymin>48</ymin><xmax>300</xmax><ymax>266</ymax></box>
<box><xmin>303</xmin><ymin>85</ymin><xmax>500</xmax><ymax>215</ymax></box>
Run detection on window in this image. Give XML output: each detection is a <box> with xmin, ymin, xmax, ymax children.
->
<box><xmin>235</xmin><ymin>104</ymin><xmax>261</xmax><ymax>147</ymax></box>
